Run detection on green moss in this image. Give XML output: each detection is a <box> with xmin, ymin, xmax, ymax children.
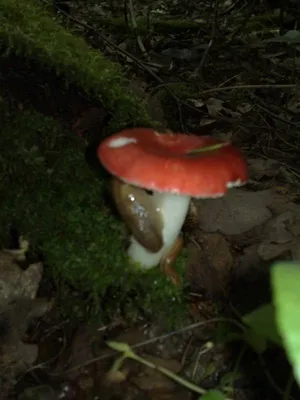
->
<box><xmin>0</xmin><ymin>0</ymin><xmax>189</xmax><ymax>326</ymax></box>
<box><xmin>0</xmin><ymin>0</ymin><xmax>151</xmax><ymax>131</ymax></box>
<box><xmin>0</xmin><ymin>99</ymin><xmax>188</xmax><ymax>325</ymax></box>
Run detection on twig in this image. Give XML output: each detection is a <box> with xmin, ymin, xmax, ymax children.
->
<box><xmin>40</xmin><ymin>0</ymin><xmax>186</xmax><ymax>131</ymax></box>
<box><xmin>259</xmin><ymin>354</ymin><xmax>296</xmax><ymax>400</ymax></box>
<box><xmin>283</xmin><ymin>373</ymin><xmax>295</xmax><ymax>400</ymax></box>
<box><xmin>127</xmin><ymin>0</ymin><xmax>147</xmax><ymax>57</ymax></box>
<box><xmin>200</xmin><ymin>83</ymin><xmax>297</xmax><ymax>94</ymax></box>
<box><xmin>196</xmin><ymin>0</ymin><xmax>220</xmax><ymax>77</ymax></box>
<box><xmin>48</xmin><ymin>317</ymin><xmax>245</xmax><ymax>376</ymax></box>
<box><xmin>180</xmin><ymin>334</ymin><xmax>194</xmax><ymax>366</ymax></box>
<box><xmin>123</xmin><ymin>0</ymin><xmax>129</xmax><ymax>27</ymax></box>
<box><xmin>228</xmin><ymin>0</ymin><xmax>256</xmax><ymax>42</ymax></box>
<box><xmin>256</xmin><ymin>103</ymin><xmax>300</xmax><ymax>129</ymax></box>
<box><xmin>107</xmin><ymin>341</ymin><xmax>232</xmax><ymax>399</ymax></box>
<box><xmin>191</xmin><ymin>342</ymin><xmax>214</xmax><ymax>382</ymax></box>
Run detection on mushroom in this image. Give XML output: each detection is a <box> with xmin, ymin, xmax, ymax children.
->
<box><xmin>97</xmin><ymin>128</ymin><xmax>248</xmax><ymax>271</ymax></box>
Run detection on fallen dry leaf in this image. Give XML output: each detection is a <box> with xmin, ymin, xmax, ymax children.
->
<box><xmin>199</xmin><ymin>118</ymin><xmax>216</xmax><ymax>126</ymax></box>
<box><xmin>236</xmin><ymin>102</ymin><xmax>253</xmax><ymax>114</ymax></box>
<box><xmin>257</xmin><ymin>242</ymin><xmax>292</xmax><ymax>261</ymax></box>
<box><xmin>262</xmin><ymin>212</ymin><xmax>294</xmax><ymax>244</ymax></box>
<box><xmin>248</xmin><ymin>157</ymin><xmax>281</xmax><ymax>180</ymax></box>
<box><xmin>193</xmin><ymin>189</ymin><xmax>272</xmax><ymax>235</ymax></box>
<box><xmin>205</xmin><ymin>97</ymin><xmax>224</xmax><ymax>116</ymax></box>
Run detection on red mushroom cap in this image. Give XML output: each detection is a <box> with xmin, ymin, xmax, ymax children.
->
<box><xmin>97</xmin><ymin>128</ymin><xmax>248</xmax><ymax>198</ymax></box>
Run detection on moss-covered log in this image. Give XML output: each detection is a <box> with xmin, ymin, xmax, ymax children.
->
<box><xmin>0</xmin><ymin>0</ymin><xmax>151</xmax><ymax>131</ymax></box>
<box><xmin>0</xmin><ymin>99</ymin><xmax>187</xmax><ymax>323</ymax></box>
<box><xmin>0</xmin><ymin>0</ymin><xmax>188</xmax><ymax>324</ymax></box>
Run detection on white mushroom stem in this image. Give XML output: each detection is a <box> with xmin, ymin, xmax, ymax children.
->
<box><xmin>128</xmin><ymin>193</ymin><xmax>190</xmax><ymax>269</ymax></box>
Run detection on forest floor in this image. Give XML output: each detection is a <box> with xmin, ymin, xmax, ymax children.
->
<box><xmin>2</xmin><ymin>1</ymin><xmax>300</xmax><ymax>399</ymax></box>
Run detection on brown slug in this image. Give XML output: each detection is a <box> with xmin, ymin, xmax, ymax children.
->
<box><xmin>160</xmin><ymin>235</ymin><xmax>183</xmax><ymax>286</ymax></box>
<box><xmin>111</xmin><ymin>177</ymin><xmax>164</xmax><ymax>253</ymax></box>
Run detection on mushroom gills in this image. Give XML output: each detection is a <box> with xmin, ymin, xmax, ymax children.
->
<box><xmin>111</xmin><ymin>177</ymin><xmax>164</xmax><ymax>252</ymax></box>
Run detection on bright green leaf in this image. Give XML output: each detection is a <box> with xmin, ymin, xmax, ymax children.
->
<box><xmin>241</xmin><ymin>327</ymin><xmax>267</xmax><ymax>354</ymax></box>
<box><xmin>242</xmin><ymin>303</ymin><xmax>282</xmax><ymax>347</ymax></box>
<box><xmin>271</xmin><ymin>262</ymin><xmax>300</xmax><ymax>385</ymax></box>
<box><xmin>106</xmin><ymin>341</ymin><xmax>132</xmax><ymax>354</ymax></box>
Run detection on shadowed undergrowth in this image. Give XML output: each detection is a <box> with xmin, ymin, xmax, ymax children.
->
<box><xmin>0</xmin><ymin>98</ymin><xmax>187</xmax><ymax>323</ymax></box>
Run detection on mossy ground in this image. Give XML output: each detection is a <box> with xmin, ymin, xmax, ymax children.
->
<box><xmin>0</xmin><ymin>0</ymin><xmax>190</xmax><ymax>325</ymax></box>
<box><xmin>0</xmin><ymin>94</ymin><xmax>189</xmax><ymax>325</ymax></box>
<box><xmin>0</xmin><ymin>0</ymin><xmax>151</xmax><ymax>132</ymax></box>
